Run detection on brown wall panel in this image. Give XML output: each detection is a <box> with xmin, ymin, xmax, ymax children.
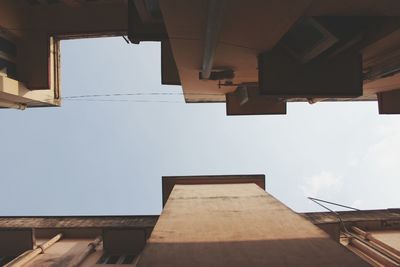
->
<box><xmin>378</xmin><ymin>89</ymin><xmax>400</xmax><ymax>114</ymax></box>
<box><xmin>161</xmin><ymin>40</ymin><xmax>181</xmax><ymax>85</ymax></box>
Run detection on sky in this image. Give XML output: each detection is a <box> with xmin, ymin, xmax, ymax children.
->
<box><xmin>0</xmin><ymin>37</ymin><xmax>399</xmax><ymax>216</ymax></box>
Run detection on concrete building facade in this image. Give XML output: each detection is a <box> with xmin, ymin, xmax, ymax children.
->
<box><xmin>1</xmin><ymin>1</ymin><xmax>400</xmax><ymax>114</ymax></box>
<box><xmin>1</xmin><ymin>1</ymin><xmax>400</xmax><ymax>265</ymax></box>
<box><xmin>1</xmin><ymin>175</ymin><xmax>399</xmax><ymax>266</ymax></box>
<box><xmin>0</xmin><ymin>216</ymin><xmax>157</xmax><ymax>266</ymax></box>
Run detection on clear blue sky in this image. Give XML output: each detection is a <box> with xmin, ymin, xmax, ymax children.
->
<box><xmin>0</xmin><ymin>37</ymin><xmax>399</xmax><ymax>216</ymax></box>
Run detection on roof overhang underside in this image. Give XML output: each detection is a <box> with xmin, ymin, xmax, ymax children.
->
<box><xmin>158</xmin><ymin>0</ymin><xmax>400</xmax><ymax>103</ymax></box>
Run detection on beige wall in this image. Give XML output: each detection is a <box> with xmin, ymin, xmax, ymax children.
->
<box><xmin>25</xmin><ymin>238</ymin><xmax>138</xmax><ymax>267</ymax></box>
<box><xmin>27</xmin><ymin>238</ymin><xmax>93</xmax><ymax>267</ymax></box>
<box><xmin>19</xmin><ymin>227</ymin><xmax>149</xmax><ymax>266</ymax></box>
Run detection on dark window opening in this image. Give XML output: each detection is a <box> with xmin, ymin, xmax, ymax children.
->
<box><xmin>0</xmin><ymin>256</ymin><xmax>14</xmax><ymax>266</ymax></box>
<box><xmin>0</xmin><ymin>36</ymin><xmax>17</xmax><ymax>57</ymax></box>
<box><xmin>0</xmin><ymin>58</ymin><xmax>17</xmax><ymax>79</ymax></box>
<box><xmin>97</xmin><ymin>254</ymin><xmax>136</xmax><ymax>265</ymax></box>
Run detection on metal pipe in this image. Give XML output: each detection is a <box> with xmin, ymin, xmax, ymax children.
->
<box><xmin>352</xmin><ymin>226</ymin><xmax>400</xmax><ymax>259</ymax></box>
<box><xmin>307</xmin><ymin>197</ymin><xmax>400</xmax><ymax>265</ymax></box>
<box><xmin>4</xmin><ymin>233</ymin><xmax>63</xmax><ymax>267</ymax></box>
<box><xmin>308</xmin><ymin>197</ymin><xmax>360</xmax><ymax>211</ymax></box>
<box><xmin>350</xmin><ymin>238</ymin><xmax>400</xmax><ymax>267</ymax></box>
<box><xmin>200</xmin><ymin>0</ymin><xmax>227</xmax><ymax>80</ymax></box>
<box><xmin>70</xmin><ymin>236</ymin><xmax>102</xmax><ymax>267</ymax></box>
<box><xmin>349</xmin><ymin>230</ymin><xmax>400</xmax><ymax>265</ymax></box>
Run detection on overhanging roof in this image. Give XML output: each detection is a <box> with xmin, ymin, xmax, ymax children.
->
<box><xmin>303</xmin><ymin>209</ymin><xmax>400</xmax><ymax>225</ymax></box>
<box><xmin>0</xmin><ymin>216</ymin><xmax>159</xmax><ymax>229</ymax></box>
<box><xmin>159</xmin><ymin>0</ymin><xmax>400</xmax><ymax>103</ymax></box>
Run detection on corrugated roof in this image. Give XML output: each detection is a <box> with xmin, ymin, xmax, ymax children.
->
<box><xmin>0</xmin><ymin>216</ymin><xmax>158</xmax><ymax>229</ymax></box>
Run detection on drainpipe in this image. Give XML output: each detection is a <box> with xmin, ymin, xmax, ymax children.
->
<box><xmin>4</xmin><ymin>233</ymin><xmax>63</xmax><ymax>267</ymax></box>
<box><xmin>70</xmin><ymin>236</ymin><xmax>102</xmax><ymax>267</ymax></box>
<box><xmin>200</xmin><ymin>0</ymin><xmax>227</xmax><ymax>80</ymax></box>
<box><xmin>349</xmin><ymin>238</ymin><xmax>399</xmax><ymax>267</ymax></box>
<box><xmin>352</xmin><ymin>226</ymin><xmax>400</xmax><ymax>260</ymax></box>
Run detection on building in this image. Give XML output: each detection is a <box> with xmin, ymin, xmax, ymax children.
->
<box><xmin>304</xmin><ymin>209</ymin><xmax>400</xmax><ymax>266</ymax></box>
<box><xmin>1</xmin><ymin>2</ymin><xmax>399</xmax><ymax>266</ymax></box>
<box><xmin>1</xmin><ymin>1</ymin><xmax>400</xmax><ymax>114</ymax></box>
<box><xmin>0</xmin><ymin>215</ymin><xmax>157</xmax><ymax>266</ymax></box>
<box><xmin>0</xmin><ymin>0</ymin><xmax>128</xmax><ymax>109</ymax></box>
<box><xmin>1</xmin><ymin>175</ymin><xmax>399</xmax><ymax>266</ymax></box>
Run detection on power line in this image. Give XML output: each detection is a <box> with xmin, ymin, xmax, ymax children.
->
<box><xmin>59</xmin><ymin>91</ymin><xmax>224</xmax><ymax>104</ymax></box>
<box><xmin>307</xmin><ymin>197</ymin><xmax>357</xmax><ymax>238</ymax></box>
<box><xmin>25</xmin><ymin>91</ymin><xmax>225</xmax><ymax>105</ymax></box>
<box><xmin>63</xmin><ymin>98</ymin><xmax>183</xmax><ymax>103</ymax></box>
<box><xmin>308</xmin><ymin>197</ymin><xmax>360</xmax><ymax>211</ymax></box>
<box><xmin>61</xmin><ymin>92</ymin><xmax>224</xmax><ymax>99</ymax></box>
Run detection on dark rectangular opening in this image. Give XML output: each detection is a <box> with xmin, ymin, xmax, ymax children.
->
<box><xmin>0</xmin><ymin>36</ymin><xmax>17</xmax><ymax>57</ymax></box>
<box><xmin>378</xmin><ymin>89</ymin><xmax>400</xmax><ymax>114</ymax></box>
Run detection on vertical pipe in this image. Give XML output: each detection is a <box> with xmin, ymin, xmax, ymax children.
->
<box><xmin>70</xmin><ymin>236</ymin><xmax>102</xmax><ymax>267</ymax></box>
<box><xmin>200</xmin><ymin>0</ymin><xmax>227</xmax><ymax>80</ymax></box>
<box><xmin>349</xmin><ymin>238</ymin><xmax>399</xmax><ymax>267</ymax></box>
<box><xmin>352</xmin><ymin>226</ymin><xmax>400</xmax><ymax>259</ymax></box>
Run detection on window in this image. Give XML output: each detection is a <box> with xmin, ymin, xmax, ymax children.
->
<box><xmin>0</xmin><ymin>30</ymin><xmax>17</xmax><ymax>79</ymax></box>
<box><xmin>97</xmin><ymin>254</ymin><xmax>136</xmax><ymax>265</ymax></box>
